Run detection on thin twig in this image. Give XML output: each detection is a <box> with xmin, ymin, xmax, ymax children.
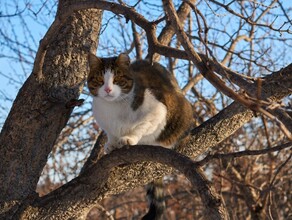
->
<box><xmin>196</xmin><ymin>142</ymin><xmax>292</xmax><ymax>166</ymax></box>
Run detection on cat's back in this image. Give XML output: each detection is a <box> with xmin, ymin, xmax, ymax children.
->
<box><xmin>130</xmin><ymin>60</ymin><xmax>180</xmax><ymax>93</ymax></box>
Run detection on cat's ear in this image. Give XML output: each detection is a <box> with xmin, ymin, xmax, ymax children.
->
<box><xmin>88</xmin><ymin>53</ymin><xmax>102</xmax><ymax>70</ymax></box>
<box><xmin>116</xmin><ymin>53</ymin><xmax>130</xmax><ymax>68</ymax></box>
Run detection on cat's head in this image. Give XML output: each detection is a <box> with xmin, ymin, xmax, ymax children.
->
<box><xmin>88</xmin><ymin>53</ymin><xmax>133</xmax><ymax>101</ymax></box>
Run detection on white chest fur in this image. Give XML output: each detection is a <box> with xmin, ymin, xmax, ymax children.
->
<box><xmin>92</xmin><ymin>89</ymin><xmax>167</xmax><ymax>152</ymax></box>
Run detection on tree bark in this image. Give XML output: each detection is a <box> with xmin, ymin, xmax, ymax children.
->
<box><xmin>17</xmin><ymin>146</ymin><xmax>229</xmax><ymax>219</ymax></box>
<box><xmin>0</xmin><ymin>0</ymin><xmax>102</xmax><ymax>217</ymax></box>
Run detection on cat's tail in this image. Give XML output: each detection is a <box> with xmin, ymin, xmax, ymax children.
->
<box><xmin>142</xmin><ymin>179</ymin><xmax>166</xmax><ymax>220</ymax></box>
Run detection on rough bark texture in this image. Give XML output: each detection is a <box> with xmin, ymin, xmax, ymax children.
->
<box><xmin>17</xmin><ymin>145</ymin><xmax>228</xmax><ymax>219</ymax></box>
<box><xmin>0</xmin><ymin>0</ymin><xmax>102</xmax><ymax>218</ymax></box>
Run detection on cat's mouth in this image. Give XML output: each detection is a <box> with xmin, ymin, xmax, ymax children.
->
<box><xmin>102</xmin><ymin>94</ymin><xmax>117</xmax><ymax>101</ymax></box>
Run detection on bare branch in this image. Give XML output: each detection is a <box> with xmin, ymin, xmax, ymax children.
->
<box><xmin>162</xmin><ymin>0</ymin><xmax>292</xmax><ymax>140</ymax></box>
<box><xmin>196</xmin><ymin>142</ymin><xmax>292</xmax><ymax>166</ymax></box>
<box><xmin>131</xmin><ymin>22</ymin><xmax>142</xmax><ymax>60</ymax></box>
<box><xmin>209</xmin><ymin>0</ymin><xmax>291</xmax><ymax>34</ymax></box>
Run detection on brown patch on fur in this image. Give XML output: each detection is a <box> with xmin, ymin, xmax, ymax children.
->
<box><xmin>130</xmin><ymin>60</ymin><xmax>193</xmax><ymax>147</ymax></box>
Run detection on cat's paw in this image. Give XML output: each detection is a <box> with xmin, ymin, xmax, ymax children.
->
<box><xmin>104</xmin><ymin>143</ymin><xmax>115</xmax><ymax>154</ymax></box>
<box><xmin>118</xmin><ymin>136</ymin><xmax>139</xmax><ymax>146</ymax></box>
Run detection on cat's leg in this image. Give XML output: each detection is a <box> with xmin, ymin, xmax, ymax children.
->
<box><xmin>104</xmin><ymin>142</ymin><xmax>114</xmax><ymax>154</ymax></box>
<box><xmin>118</xmin><ymin>121</ymin><xmax>159</xmax><ymax>146</ymax></box>
<box><xmin>118</xmin><ymin>103</ymin><xmax>167</xmax><ymax>146</ymax></box>
<box><xmin>104</xmin><ymin>134</ymin><xmax>119</xmax><ymax>154</ymax></box>
<box><xmin>118</xmin><ymin>134</ymin><xmax>141</xmax><ymax>146</ymax></box>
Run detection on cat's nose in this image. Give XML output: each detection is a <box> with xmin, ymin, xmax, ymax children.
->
<box><xmin>104</xmin><ymin>87</ymin><xmax>112</xmax><ymax>94</ymax></box>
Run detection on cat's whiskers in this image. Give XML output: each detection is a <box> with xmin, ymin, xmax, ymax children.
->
<box><xmin>119</xmin><ymin>97</ymin><xmax>132</xmax><ymax>107</ymax></box>
<box><xmin>118</xmin><ymin>90</ymin><xmax>133</xmax><ymax>105</ymax></box>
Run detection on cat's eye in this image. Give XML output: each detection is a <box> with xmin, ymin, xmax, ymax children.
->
<box><xmin>113</xmin><ymin>76</ymin><xmax>122</xmax><ymax>84</ymax></box>
<box><xmin>96</xmin><ymin>75</ymin><xmax>104</xmax><ymax>84</ymax></box>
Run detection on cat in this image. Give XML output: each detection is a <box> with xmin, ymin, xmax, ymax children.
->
<box><xmin>88</xmin><ymin>53</ymin><xmax>193</xmax><ymax>219</ymax></box>
<box><xmin>88</xmin><ymin>53</ymin><xmax>193</xmax><ymax>154</ymax></box>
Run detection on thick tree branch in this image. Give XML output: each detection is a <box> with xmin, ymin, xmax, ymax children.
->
<box><xmin>0</xmin><ymin>1</ymin><xmax>103</xmax><ymax>216</ymax></box>
<box><xmin>19</xmin><ymin>146</ymin><xmax>227</xmax><ymax>219</ymax></box>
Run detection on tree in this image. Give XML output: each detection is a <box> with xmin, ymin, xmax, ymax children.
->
<box><xmin>0</xmin><ymin>0</ymin><xmax>291</xmax><ymax>219</ymax></box>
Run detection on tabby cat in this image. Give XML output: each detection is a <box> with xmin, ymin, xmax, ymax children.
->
<box><xmin>88</xmin><ymin>53</ymin><xmax>193</xmax><ymax>154</ymax></box>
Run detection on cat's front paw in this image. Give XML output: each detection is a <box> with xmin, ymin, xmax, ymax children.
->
<box><xmin>119</xmin><ymin>136</ymin><xmax>139</xmax><ymax>146</ymax></box>
<box><xmin>104</xmin><ymin>143</ymin><xmax>115</xmax><ymax>154</ymax></box>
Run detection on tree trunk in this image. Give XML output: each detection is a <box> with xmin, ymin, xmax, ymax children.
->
<box><xmin>0</xmin><ymin>0</ymin><xmax>102</xmax><ymax>217</ymax></box>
